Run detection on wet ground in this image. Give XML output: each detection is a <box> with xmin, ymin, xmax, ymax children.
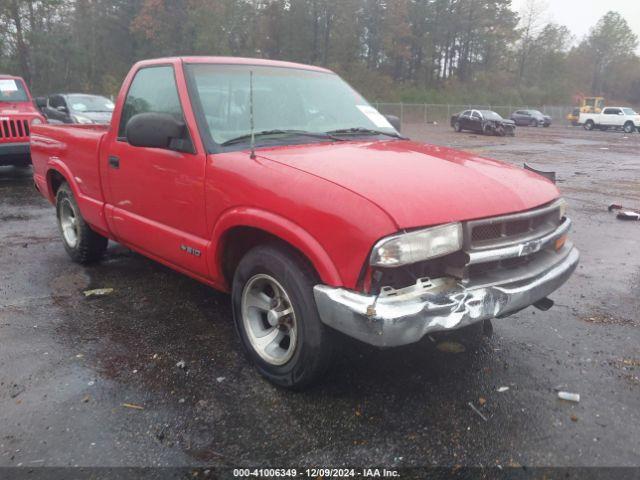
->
<box><xmin>1</xmin><ymin>125</ymin><xmax>639</xmax><ymax>469</ymax></box>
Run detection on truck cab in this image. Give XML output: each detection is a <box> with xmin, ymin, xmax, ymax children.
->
<box><xmin>0</xmin><ymin>75</ymin><xmax>46</xmax><ymax>166</ymax></box>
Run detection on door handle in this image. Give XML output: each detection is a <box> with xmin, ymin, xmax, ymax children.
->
<box><xmin>108</xmin><ymin>155</ymin><xmax>120</xmax><ymax>169</ymax></box>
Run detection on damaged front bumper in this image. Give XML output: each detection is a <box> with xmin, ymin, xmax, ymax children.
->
<box><xmin>314</xmin><ymin>236</ymin><xmax>579</xmax><ymax>348</ymax></box>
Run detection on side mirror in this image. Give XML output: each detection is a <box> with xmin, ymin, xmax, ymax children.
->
<box><xmin>56</xmin><ymin>105</ymin><xmax>68</xmax><ymax>113</ymax></box>
<box><xmin>126</xmin><ymin>112</ymin><xmax>193</xmax><ymax>153</ymax></box>
<box><xmin>35</xmin><ymin>96</ymin><xmax>47</xmax><ymax>109</ymax></box>
<box><xmin>385</xmin><ymin>114</ymin><xmax>401</xmax><ymax>132</ymax></box>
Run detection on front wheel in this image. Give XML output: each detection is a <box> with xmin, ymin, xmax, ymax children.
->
<box><xmin>56</xmin><ymin>183</ymin><xmax>108</xmax><ymax>263</ymax></box>
<box><xmin>454</xmin><ymin>121</ymin><xmax>462</xmax><ymax>132</ymax></box>
<box><xmin>623</xmin><ymin>122</ymin><xmax>635</xmax><ymax>134</ymax></box>
<box><xmin>232</xmin><ymin>244</ymin><xmax>333</xmax><ymax>389</ymax></box>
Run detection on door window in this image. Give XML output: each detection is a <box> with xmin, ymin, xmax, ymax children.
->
<box><xmin>462</xmin><ymin>110</ymin><xmax>471</xmax><ymax>117</ymax></box>
<box><xmin>118</xmin><ymin>66</ymin><xmax>184</xmax><ymax>138</ymax></box>
<box><xmin>603</xmin><ymin>108</ymin><xmax>620</xmax><ymax>115</ymax></box>
<box><xmin>472</xmin><ymin>111</ymin><xmax>482</xmax><ymax>119</ymax></box>
<box><xmin>49</xmin><ymin>95</ymin><xmax>66</xmax><ymax>109</ymax></box>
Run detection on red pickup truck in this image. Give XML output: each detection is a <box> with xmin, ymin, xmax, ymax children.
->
<box><xmin>31</xmin><ymin>57</ymin><xmax>579</xmax><ymax>388</ymax></box>
<box><xmin>1</xmin><ymin>74</ymin><xmax>46</xmax><ymax>166</ymax></box>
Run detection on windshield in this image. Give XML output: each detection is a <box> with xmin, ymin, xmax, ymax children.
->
<box><xmin>0</xmin><ymin>78</ymin><xmax>29</xmax><ymax>102</ymax></box>
<box><xmin>479</xmin><ymin>110</ymin><xmax>502</xmax><ymax>120</ymax></box>
<box><xmin>186</xmin><ymin>64</ymin><xmax>397</xmax><ymax>146</ymax></box>
<box><xmin>67</xmin><ymin>94</ymin><xmax>114</xmax><ymax>112</ymax></box>
<box><xmin>622</xmin><ymin>108</ymin><xmax>637</xmax><ymax>115</ymax></box>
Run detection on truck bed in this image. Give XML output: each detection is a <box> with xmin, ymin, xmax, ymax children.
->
<box><xmin>31</xmin><ymin>123</ymin><xmax>110</xmax><ymax>232</ymax></box>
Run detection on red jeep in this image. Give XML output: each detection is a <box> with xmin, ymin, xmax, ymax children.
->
<box><xmin>30</xmin><ymin>57</ymin><xmax>579</xmax><ymax>388</ymax></box>
<box><xmin>0</xmin><ymin>74</ymin><xmax>46</xmax><ymax>167</ymax></box>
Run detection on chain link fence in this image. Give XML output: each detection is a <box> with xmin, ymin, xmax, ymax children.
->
<box><xmin>372</xmin><ymin>103</ymin><xmax>574</xmax><ymax>125</ymax></box>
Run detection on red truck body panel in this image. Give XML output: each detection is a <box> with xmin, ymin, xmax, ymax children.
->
<box><xmin>30</xmin><ymin>57</ymin><xmax>560</xmax><ymax>293</ymax></box>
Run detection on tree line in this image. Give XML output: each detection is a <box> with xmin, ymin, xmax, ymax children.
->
<box><xmin>1</xmin><ymin>0</ymin><xmax>639</xmax><ymax>105</ymax></box>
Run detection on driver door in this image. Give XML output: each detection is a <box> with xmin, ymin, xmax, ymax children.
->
<box><xmin>470</xmin><ymin>111</ymin><xmax>483</xmax><ymax>131</ymax></box>
<box><xmin>103</xmin><ymin>64</ymin><xmax>210</xmax><ymax>277</ymax></box>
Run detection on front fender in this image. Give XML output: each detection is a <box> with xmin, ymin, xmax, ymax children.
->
<box><xmin>209</xmin><ymin>207</ymin><xmax>342</xmax><ymax>288</ymax></box>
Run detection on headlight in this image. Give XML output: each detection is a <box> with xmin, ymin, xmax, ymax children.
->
<box><xmin>73</xmin><ymin>115</ymin><xmax>94</xmax><ymax>124</ymax></box>
<box><xmin>31</xmin><ymin>117</ymin><xmax>43</xmax><ymax>125</ymax></box>
<box><xmin>370</xmin><ymin>223</ymin><xmax>463</xmax><ymax>267</ymax></box>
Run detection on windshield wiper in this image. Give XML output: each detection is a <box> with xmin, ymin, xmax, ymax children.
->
<box><xmin>326</xmin><ymin>127</ymin><xmax>406</xmax><ymax>139</ymax></box>
<box><xmin>221</xmin><ymin>129</ymin><xmax>343</xmax><ymax>146</ymax></box>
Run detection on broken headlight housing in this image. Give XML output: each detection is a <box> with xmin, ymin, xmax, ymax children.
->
<box><xmin>370</xmin><ymin>223</ymin><xmax>463</xmax><ymax>267</ymax></box>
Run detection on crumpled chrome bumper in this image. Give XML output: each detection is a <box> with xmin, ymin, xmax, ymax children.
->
<box><xmin>314</xmin><ymin>240</ymin><xmax>579</xmax><ymax>348</ymax></box>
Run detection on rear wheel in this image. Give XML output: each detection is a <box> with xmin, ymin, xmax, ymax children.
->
<box><xmin>55</xmin><ymin>183</ymin><xmax>108</xmax><ymax>263</ymax></box>
<box><xmin>232</xmin><ymin>244</ymin><xmax>333</xmax><ymax>389</ymax></box>
<box><xmin>584</xmin><ymin>120</ymin><xmax>594</xmax><ymax>131</ymax></box>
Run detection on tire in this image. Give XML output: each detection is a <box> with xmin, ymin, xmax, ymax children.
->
<box><xmin>232</xmin><ymin>243</ymin><xmax>333</xmax><ymax>389</ymax></box>
<box><xmin>584</xmin><ymin>120</ymin><xmax>594</xmax><ymax>131</ymax></box>
<box><xmin>623</xmin><ymin>122</ymin><xmax>635</xmax><ymax>134</ymax></box>
<box><xmin>454</xmin><ymin>121</ymin><xmax>462</xmax><ymax>132</ymax></box>
<box><xmin>55</xmin><ymin>183</ymin><xmax>108</xmax><ymax>263</ymax></box>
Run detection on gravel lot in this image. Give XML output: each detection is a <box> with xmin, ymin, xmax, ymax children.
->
<box><xmin>1</xmin><ymin>124</ymin><xmax>639</xmax><ymax>469</ymax></box>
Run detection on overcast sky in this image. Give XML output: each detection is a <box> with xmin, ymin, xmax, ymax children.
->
<box><xmin>512</xmin><ymin>0</ymin><xmax>640</xmax><ymax>51</ymax></box>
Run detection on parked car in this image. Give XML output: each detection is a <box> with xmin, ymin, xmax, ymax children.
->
<box><xmin>451</xmin><ymin>109</ymin><xmax>516</xmax><ymax>136</ymax></box>
<box><xmin>579</xmin><ymin>107</ymin><xmax>640</xmax><ymax>133</ymax></box>
<box><xmin>0</xmin><ymin>74</ymin><xmax>46</xmax><ymax>166</ymax></box>
<box><xmin>39</xmin><ymin>93</ymin><xmax>114</xmax><ymax>124</ymax></box>
<box><xmin>511</xmin><ymin>109</ymin><xmax>551</xmax><ymax>127</ymax></box>
<box><xmin>31</xmin><ymin>57</ymin><xmax>578</xmax><ymax>388</ymax></box>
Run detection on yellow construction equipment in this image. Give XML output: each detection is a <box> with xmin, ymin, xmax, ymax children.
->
<box><xmin>567</xmin><ymin>96</ymin><xmax>605</xmax><ymax>125</ymax></box>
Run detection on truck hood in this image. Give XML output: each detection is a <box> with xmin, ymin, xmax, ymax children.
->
<box><xmin>258</xmin><ymin>140</ymin><xmax>559</xmax><ymax>229</ymax></box>
<box><xmin>0</xmin><ymin>102</ymin><xmax>40</xmax><ymax>116</ymax></box>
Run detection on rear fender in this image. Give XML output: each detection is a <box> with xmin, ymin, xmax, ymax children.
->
<box><xmin>45</xmin><ymin>161</ymin><xmax>109</xmax><ymax>235</ymax></box>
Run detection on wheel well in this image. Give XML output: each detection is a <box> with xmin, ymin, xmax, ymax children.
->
<box><xmin>220</xmin><ymin>227</ymin><xmax>318</xmax><ymax>286</ymax></box>
<box><xmin>48</xmin><ymin>170</ymin><xmax>66</xmax><ymax>197</ymax></box>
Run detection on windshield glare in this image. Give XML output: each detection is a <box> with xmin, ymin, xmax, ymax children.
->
<box><xmin>479</xmin><ymin>110</ymin><xmax>502</xmax><ymax>120</ymax></box>
<box><xmin>187</xmin><ymin>64</ymin><xmax>397</xmax><ymax>145</ymax></box>
<box><xmin>67</xmin><ymin>94</ymin><xmax>114</xmax><ymax>112</ymax></box>
<box><xmin>622</xmin><ymin>108</ymin><xmax>637</xmax><ymax>115</ymax></box>
<box><xmin>0</xmin><ymin>78</ymin><xmax>29</xmax><ymax>102</ymax></box>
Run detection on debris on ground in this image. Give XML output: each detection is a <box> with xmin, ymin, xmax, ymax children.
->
<box><xmin>497</xmin><ymin>386</ymin><xmax>510</xmax><ymax>393</ymax></box>
<box><xmin>82</xmin><ymin>395</ymin><xmax>90</xmax><ymax>403</ymax></box>
<box><xmin>558</xmin><ymin>391</ymin><xmax>580</xmax><ymax>402</ymax></box>
<box><xmin>436</xmin><ymin>341</ymin><xmax>466</xmax><ymax>353</ymax></box>
<box><xmin>83</xmin><ymin>288</ymin><xmax>114</xmax><ymax>298</ymax></box>
<box><xmin>608</xmin><ymin>203</ymin><xmax>640</xmax><ymax>221</ymax></box>
<box><xmin>478</xmin><ymin>397</ymin><xmax>487</xmax><ymax>406</ymax></box>
<box><xmin>121</xmin><ymin>403</ymin><xmax>144</xmax><ymax>410</ymax></box>
<box><xmin>216</xmin><ymin>376</ymin><xmax>226</xmax><ymax>383</ymax></box>
<box><xmin>571</xmin><ymin>414</ymin><xmax>578</xmax><ymax>422</ymax></box>
<box><xmin>176</xmin><ymin>360</ymin><xmax>187</xmax><ymax>369</ymax></box>
<box><xmin>468</xmin><ymin>402</ymin><xmax>488</xmax><ymax>422</ymax></box>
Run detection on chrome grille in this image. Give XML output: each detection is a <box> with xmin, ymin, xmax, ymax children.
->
<box><xmin>465</xmin><ymin>200</ymin><xmax>563</xmax><ymax>251</ymax></box>
<box><xmin>0</xmin><ymin>118</ymin><xmax>30</xmax><ymax>141</ymax></box>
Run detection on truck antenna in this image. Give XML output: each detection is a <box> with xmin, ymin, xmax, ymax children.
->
<box><xmin>249</xmin><ymin>70</ymin><xmax>256</xmax><ymax>160</ymax></box>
